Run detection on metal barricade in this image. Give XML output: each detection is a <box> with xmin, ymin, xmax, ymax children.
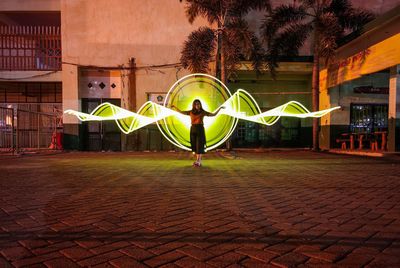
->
<box><xmin>16</xmin><ymin>109</ymin><xmax>57</xmax><ymax>151</ymax></box>
<box><xmin>0</xmin><ymin>107</ymin><xmax>14</xmax><ymax>153</ymax></box>
<box><xmin>0</xmin><ymin>106</ymin><xmax>61</xmax><ymax>153</ymax></box>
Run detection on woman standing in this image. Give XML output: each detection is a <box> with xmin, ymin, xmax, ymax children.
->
<box><xmin>172</xmin><ymin>99</ymin><xmax>224</xmax><ymax>166</ymax></box>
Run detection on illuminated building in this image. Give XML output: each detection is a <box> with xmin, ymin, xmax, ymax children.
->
<box><xmin>0</xmin><ymin>1</ymin><xmax>398</xmax><ymax>152</ymax></box>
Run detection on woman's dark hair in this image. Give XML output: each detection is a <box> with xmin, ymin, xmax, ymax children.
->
<box><xmin>191</xmin><ymin>99</ymin><xmax>203</xmax><ymax>114</ymax></box>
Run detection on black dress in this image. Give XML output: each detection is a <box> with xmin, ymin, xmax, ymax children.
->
<box><xmin>190</xmin><ymin>124</ymin><xmax>206</xmax><ymax>154</ymax></box>
<box><xmin>184</xmin><ymin>110</ymin><xmax>211</xmax><ymax>154</ymax></box>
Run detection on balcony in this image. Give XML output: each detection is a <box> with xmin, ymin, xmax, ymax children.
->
<box><xmin>0</xmin><ymin>25</ymin><xmax>61</xmax><ymax>71</ymax></box>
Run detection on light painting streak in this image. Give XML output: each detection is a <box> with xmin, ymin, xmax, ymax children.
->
<box><xmin>65</xmin><ymin>74</ymin><xmax>340</xmax><ymax>151</ymax></box>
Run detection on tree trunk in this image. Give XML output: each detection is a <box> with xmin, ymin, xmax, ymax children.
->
<box><xmin>312</xmin><ymin>31</ymin><xmax>320</xmax><ymax>151</ymax></box>
<box><xmin>215</xmin><ymin>22</ymin><xmax>221</xmax><ymax>79</ymax></box>
<box><xmin>220</xmin><ymin>35</ymin><xmax>226</xmax><ymax>84</ymax></box>
<box><xmin>220</xmin><ymin>34</ymin><xmax>232</xmax><ymax>150</ymax></box>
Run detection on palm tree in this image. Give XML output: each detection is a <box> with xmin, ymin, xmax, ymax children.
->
<box><xmin>261</xmin><ymin>0</ymin><xmax>374</xmax><ymax>150</ymax></box>
<box><xmin>179</xmin><ymin>0</ymin><xmax>270</xmax><ymax>84</ymax></box>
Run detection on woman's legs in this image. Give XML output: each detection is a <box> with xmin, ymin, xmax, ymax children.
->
<box><xmin>196</xmin><ymin>125</ymin><xmax>205</xmax><ymax>166</ymax></box>
<box><xmin>190</xmin><ymin>125</ymin><xmax>205</xmax><ymax>166</ymax></box>
<box><xmin>197</xmin><ymin>154</ymin><xmax>202</xmax><ymax>166</ymax></box>
<box><xmin>190</xmin><ymin>126</ymin><xmax>198</xmax><ymax>165</ymax></box>
<box><xmin>195</xmin><ymin>153</ymin><xmax>202</xmax><ymax>164</ymax></box>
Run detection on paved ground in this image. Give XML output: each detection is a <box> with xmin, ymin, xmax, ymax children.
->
<box><xmin>0</xmin><ymin>151</ymin><xmax>399</xmax><ymax>268</ymax></box>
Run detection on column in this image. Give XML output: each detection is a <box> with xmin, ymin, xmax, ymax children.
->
<box><xmin>62</xmin><ymin>63</ymin><xmax>81</xmax><ymax>150</ymax></box>
<box><xmin>388</xmin><ymin>65</ymin><xmax>400</xmax><ymax>152</ymax></box>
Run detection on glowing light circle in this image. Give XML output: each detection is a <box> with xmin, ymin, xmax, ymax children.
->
<box><xmin>157</xmin><ymin>73</ymin><xmax>238</xmax><ymax>152</ymax></box>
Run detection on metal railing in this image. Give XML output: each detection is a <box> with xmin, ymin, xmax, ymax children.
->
<box><xmin>0</xmin><ymin>26</ymin><xmax>61</xmax><ymax>71</ymax></box>
<box><xmin>0</xmin><ymin>107</ymin><xmax>14</xmax><ymax>152</ymax></box>
<box><xmin>0</xmin><ymin>107</ymin><xmax>61</xmax><ymax>153</ymax></box>
<box><xmin>16</xmin><ymin>109</ymin><xmax>57</xmax><ymax>150</ymax></box>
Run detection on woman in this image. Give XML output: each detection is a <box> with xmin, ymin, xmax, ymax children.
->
<box><xmin>172</xmin><ymin>99</ymin><xmax>224</xmax><ymax>167</ymax></box>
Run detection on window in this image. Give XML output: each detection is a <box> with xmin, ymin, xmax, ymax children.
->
<box><xmin>0</xmin><ymin>87</ymin><xmax>6</xmax><ymax>102</ymax></box>
<box><xmin>26</xmin><ymin>84</ymin><xmax>41</xmax><ymax>103</ymax></box>
<box><xmin>350</xmin><ymin>104</ymin><xmax>388</xmax><ymax>133</ymax></box>
<box><xmin>40</xmin><ymin>83</ymin><xmax>56</xmax><ymax>103</ymax></box>
<box><xmin>0</xmin><ymin>82</ymin><xmax>61</xmax><ymax>103</ymax></box>
<box><xmin>6</xmin><ymin>83</ymin><xmax>26</xmax><ymax>103</ymax></box>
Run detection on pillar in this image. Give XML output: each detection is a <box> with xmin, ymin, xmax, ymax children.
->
<box><xmin>388</xmin><ymin>65</ymin><xmax>400</xmax><ymax>152</ymax></box>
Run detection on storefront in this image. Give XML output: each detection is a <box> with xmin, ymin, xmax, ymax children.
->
<box><xmin>320</xmin><ymin>6</ymin><xmax>400</xmax><ymax>152</ymax></box>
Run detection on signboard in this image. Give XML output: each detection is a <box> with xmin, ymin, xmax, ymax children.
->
<box><xmin>320</xmin><ymin>33</ymin><xmax>400</xmax><ymax>90</ymax></box>
<box><xmin>353</xmin><ymin>86</ymin><xmax>389</xmax><ymax>94</ymax></box>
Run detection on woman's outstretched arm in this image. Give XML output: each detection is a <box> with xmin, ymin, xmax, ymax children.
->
<box><xmin>171</xmin><ymin>105</ymin><xmax>190</xmax><ymax>115</ymax></box>
<box><xmin>206</xmin><ymin>106</ymin><xmax>225</xmax><ymax>117</ymax></box>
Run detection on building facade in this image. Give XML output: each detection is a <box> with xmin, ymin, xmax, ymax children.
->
<box><xmin>1</xmin><ymin>0</ymin><xmax>399</xmax><ymax>152</ymax></box>
<box><xmin>320</xmin><ymin>6</ymin><xmax>400</xmax><ymax>152</ymax></box>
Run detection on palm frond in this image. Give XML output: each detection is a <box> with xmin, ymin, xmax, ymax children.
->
<box><xmin>225</xmin><ymin>19</ymin><xmax>253</xmax><ymax>52</ymax></box>
<box><xmin>260</xmin><ymin>4</ymin><xmax>306</xmax><ymax>45</ymax></box>
<box><xmin>272</xmin><ymin>23</ymin><xmax>313</xmax><ymax>56</ymax></box>
<box><xmin>327</xmin><ymin>0</ymin><xmax>351</xmax><ymax>15</ymax></box>
<box><xmin>298</xmin><ymin>0</ymin><xmax>317</xmax><ymax>9</ymax></box>
<box><xmin>180</xmin><ymin>27</ymin><xmax>217</xmax><ymax>73</ymax></box>
<box><xmin>229</xmin><ymin>0</ymin><xmax>272</xmax><ymax>17</ymax></box>
<box><xmin>266</xmin><ymin>22</ymin><xmax>312</xmax><ymax>76</ymax></box>
<box><xmin>223</xmin><ymin>33</ymin><xmax>242</xmax><ymax>74</ymax></box>
<box><xmin>327</xmin><ymin>0</ymin><xmax>374</xmax><ymax>30</ymax></box>
<box><xmin>317</xmin><ymin>12</ymin><xmax>341</xmax><ymax>61</ymax></box>
<box><xmin>183</xmin><ymin>0</ymin><xmax>220</xmax><ymax>24</ymax></box>
<box><xmin>249</xmin><ymin>33</ymin><xmax>265</xmax><ymax>75</ymax></box>
<box><xmin>224</xmin><ymin>19</ymin><xmax>265</xmax><ymax>75</ymax></box>
<box><xmin>341</xmin><ymin>8</ymin><xmax>375</xmax><ymax>30</ymax></box>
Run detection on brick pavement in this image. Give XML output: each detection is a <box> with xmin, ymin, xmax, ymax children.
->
<box><xmin>0</xmin><ymin>151</ymin><xmax>399</xmax><ymax>267</ymax></box>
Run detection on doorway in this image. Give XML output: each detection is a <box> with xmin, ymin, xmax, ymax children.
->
<box><xmin>82</xmin><ymin>98</ymin><xmax>121</xmax><ymax>151</ymax></box>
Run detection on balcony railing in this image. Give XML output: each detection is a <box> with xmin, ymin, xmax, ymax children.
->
<box><xmin>0</xmin><ymin>26</ymin><xmax>61</xmax><ymax>71</ymax></box>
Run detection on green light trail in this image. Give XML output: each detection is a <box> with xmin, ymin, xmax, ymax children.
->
<box><xmin>65</xmin><ymin>74</ymin><xmax>340</xmax><ymax>151</ymax></box>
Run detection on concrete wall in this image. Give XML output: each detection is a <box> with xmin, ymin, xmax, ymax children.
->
<box><xmin>319</xmin><ymin>5</ymin><xmax>400</xmax><ymax>150</ymax></box>
<box><xmin>0</xmin><ymin>71</ymin><xmax>61</xmax><ymax>82</ymax></box>
<box><xmin>228</xmin><ymin>74</ymin><xmax>312</xmax><ymax>117</ymax></box>
<box><xmin>227</xmin><ymin>71</ymin><xmax>314</xmax><ymax>147</ymax></box>
<box><xmin>320</xmin><ymin>71</ymin><xmax>390</xmax><ymax>150</ymax></box>
<box><xmin>0</xmin><ymin>0</ymin><xmax>60</xmax><ymax>11</ymax></box>
<box><xmin>60</xmin><ymin>0</ymin><xmax>209</xmax><ymax>149</ymax></box>
<box><xmin>329</xmin><ymin>72</ymin><xmax>389</xmax><ymax>124</ymax></box>
<box><xmin>61</xmin><ymin>0</ymin><xmax>209</xmax><ymax>116</ymax></box>
<box><xmin>335</xmin><ymin>14</ymin><xmax>400</xmax><ymax>62</ymax></box>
